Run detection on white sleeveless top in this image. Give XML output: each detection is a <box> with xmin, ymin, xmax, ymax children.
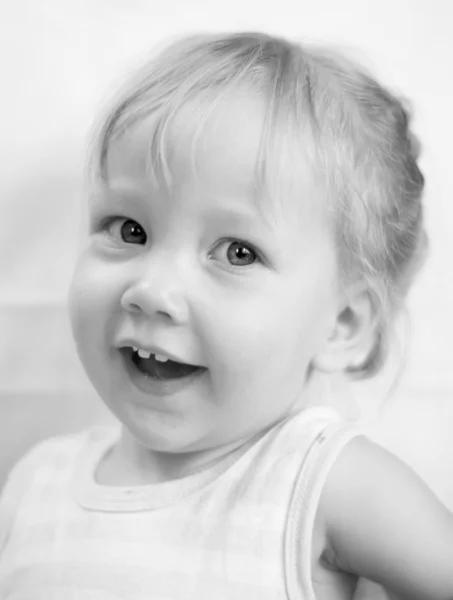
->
<box><xmin>0</xmin><ymin>406</ymin><xmax>361</xmax><ymax>599</ymax></box>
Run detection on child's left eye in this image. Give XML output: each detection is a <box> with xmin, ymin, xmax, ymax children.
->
<box><xmin>209</xmin><ymin>240</ymin><xmax>259</xmax><ymax>267</ymax></box>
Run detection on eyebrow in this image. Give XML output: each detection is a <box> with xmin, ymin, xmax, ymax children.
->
<box><xmin>91</xmin><ymin>181</ymin><xmax>145</xmax><ymax>209</ymax></box>
<box><xmin>202</xmin><ymin>205</ymin><xmax>275</xmax><ymax>232</ymax></box>
<box><xmin>103</xmin><ymin>180</ymin><xmax>144</xmax><ymax>198</ymax></box>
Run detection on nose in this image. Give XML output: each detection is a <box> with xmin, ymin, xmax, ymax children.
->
<box><xmin>120</xmin><ymin>259</ymin><xmax>190</xmax><ymax>325</ymax></box>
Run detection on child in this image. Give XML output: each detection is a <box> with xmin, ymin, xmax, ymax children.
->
<box><xmin>0</xmin><ymin>31</ymin><xmax>452</xmax><ymax>600</ymax></box>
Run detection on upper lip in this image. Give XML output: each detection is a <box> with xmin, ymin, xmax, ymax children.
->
<box><xmin>116</xmin><ymin>339</ymin><xmax>204</xmax><ymax>368</ymax></box>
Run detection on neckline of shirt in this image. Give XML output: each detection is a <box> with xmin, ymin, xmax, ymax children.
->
<box><xmin>71</xmin><ymin>406</ymin><xmax>339</xmax><ymax>512</ymax></box>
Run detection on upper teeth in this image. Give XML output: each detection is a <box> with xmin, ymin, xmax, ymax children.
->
<box><xmin>155</xmin><ymin>354</ymin><xmax>169</xmax><ymax>362</ymax></box>
<box><xmin>134</xmin><ymin>347</ymin><xmax>168</xmax><ymax>362</ymax></box>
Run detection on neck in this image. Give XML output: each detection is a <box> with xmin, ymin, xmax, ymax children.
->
<box><xmin>100</xmin><ymin>426</ymin><xmax>259</xmax><ymax>486</ymax></box>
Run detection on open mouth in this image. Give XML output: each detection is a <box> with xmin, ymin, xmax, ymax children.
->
<box><xmin>121</xmin><ymin>347</ymin><xmax>206</xmax><ymax>381</ymax></box>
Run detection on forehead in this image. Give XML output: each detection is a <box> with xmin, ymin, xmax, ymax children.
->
<box><xmin>105</xmin><ymin>89</ymin><xmax>266</xmax><ymax>197</ymax></box>
<box><xmin>102</xmin><ymin>87</ymin><xmax>328</xmax><ymax>232</ymax></box>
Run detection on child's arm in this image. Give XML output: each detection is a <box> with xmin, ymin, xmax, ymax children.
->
<box><xmin>319</xmin><ymin>436</ymin><xmax>453</xmax><ymax>600</ymax></box>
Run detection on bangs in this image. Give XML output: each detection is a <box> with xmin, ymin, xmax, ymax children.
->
<box><xmin>88</xmin><ymin>32</ymin><xmax>319</xmax><ymax>214</ymax></box>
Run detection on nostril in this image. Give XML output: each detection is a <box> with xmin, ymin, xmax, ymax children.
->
<box><xmin>121</xmin><ymin>300</ymin><xmax>142</xmax><ymax>314</ymax></box>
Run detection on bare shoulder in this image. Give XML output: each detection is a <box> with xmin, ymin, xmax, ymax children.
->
<box><xmin>319</xmin><ymin>434</ymin><xmax>452</xmax><ymax>537</ymax></box>
<box><xmin>315</xmin><ymin>436</ymin><xmax>453</xmax><ymax>599</ymax></box>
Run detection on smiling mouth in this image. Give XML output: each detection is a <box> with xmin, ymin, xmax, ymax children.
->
<box><xmin>121</xmin><ymin>347</ymin><xmax>206</xmax><ymax>381</ymax></box>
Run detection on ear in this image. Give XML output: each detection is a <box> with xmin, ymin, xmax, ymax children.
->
<box><xmin>313</xmin><ymin>287</ymin><xmax>376</xmax><ymax>374</ymax></box>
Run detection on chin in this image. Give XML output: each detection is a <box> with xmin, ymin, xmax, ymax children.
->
<box><xmin>118</xmin><ymin>413</ymin><xmax>210</xmax><ymax>454</ymax></box>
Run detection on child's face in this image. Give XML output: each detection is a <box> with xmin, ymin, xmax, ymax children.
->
<box><xmin>69</xmin><ymin>91</ymin><xmax>342</xmax><ymax>454</ymax></box>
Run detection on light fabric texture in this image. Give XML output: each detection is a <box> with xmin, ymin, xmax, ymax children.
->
<box><xmin>0</xmin><ymin>406</ymin><xmax>360</xmax><ymax>599</ymax></box>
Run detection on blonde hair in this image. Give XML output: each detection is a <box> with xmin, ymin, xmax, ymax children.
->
<box><xmin>89</xmin><ymin>31</ymin><xmax>427</xmax><ymax>379</ymax></box>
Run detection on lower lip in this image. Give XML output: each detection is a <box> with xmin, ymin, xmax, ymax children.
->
<box><xmin>118</xmin><ymin>349</ymin><xmax>207</xmax><ymax>397</ymax></box>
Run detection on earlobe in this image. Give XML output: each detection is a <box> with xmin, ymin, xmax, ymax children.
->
<box><xmin>313</xmin><ymin>289</ymin><xmax>375</xmax><ymax>374</ymax></box>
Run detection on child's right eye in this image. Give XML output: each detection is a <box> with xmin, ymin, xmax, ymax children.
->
<box><xmin>103</xmin><ymin>217</ymin><xmax>147</xmax><ymax>245</ymax></box>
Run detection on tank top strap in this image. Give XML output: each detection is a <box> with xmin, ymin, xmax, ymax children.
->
<box><xmin>284</xmin><ymin>418</ymin><xmax>363</xmax><ymax>600</ymax></box>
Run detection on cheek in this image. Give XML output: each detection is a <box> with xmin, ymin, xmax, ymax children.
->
<box><xmin>68</xmin><ymin>258</ymin><xmax>111</xmax><ymax>343</ymax></box>
<box><xmin>67</xmin><ymin>261</ymin><xmax>117</xmax><ymax>389</ymax></box>
<box><xmin>197</xmin><ymin>292</ymin><xmax>300</xmax><ymax>372</ymax></box>
<box><xmin>201</xmin><ymin>277</ymin><xmax>336</xmax><ymax>376</ymax></box>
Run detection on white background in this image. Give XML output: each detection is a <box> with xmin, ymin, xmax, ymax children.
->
<box><xmin>0</xmin><ymin>0</ymin><xmax>452</xmax><ymax>504</ymax></box>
